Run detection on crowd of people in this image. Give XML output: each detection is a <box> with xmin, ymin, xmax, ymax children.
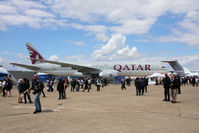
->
<box><xmin>0</xmin><ymin>78</ymin><xmax>13</xmax><ymax>97</ymax></box>
<box><xmin>155</xmin><ymin>76</ymin><xmax>198</xmax><ymax>87</ymax></box>
<box><xmin>0</xmin><ymin>73</ymin><xmax>198</xmax><ymax>114</ymax></box>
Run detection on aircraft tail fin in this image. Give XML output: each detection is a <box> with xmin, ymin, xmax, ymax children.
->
<box><xmin>162</xmin><ymin>60</ymin><xmax>184</xmax><ymax>74</ymax></box>
<box><xmin>26</xmin><ymin>42</ymin><xmax>45</xmax><ymax>64</ymax></box>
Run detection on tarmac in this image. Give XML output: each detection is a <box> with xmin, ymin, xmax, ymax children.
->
<box><xmin>0</xmin><ymin>84</ymin><xmax>199</xmax><ymax>133</ymax></box>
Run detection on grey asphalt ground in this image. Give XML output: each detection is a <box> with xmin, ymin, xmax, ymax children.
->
<box><xmin>0</xmin><ymin>84</ymin><xmax>199</xmax><ymax>133</ymax></box>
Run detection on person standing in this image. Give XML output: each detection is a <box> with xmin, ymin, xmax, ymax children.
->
<box><xmin>76</xmin><ymin>79</ymin><xmax>80</xmax><ymax>92</ymax></box>
<box><xmin>0</xmin><ymin>80</ymin><xmax>2</xmax><ymax>94</ymax></box>
<box><xmin>18</xmin><ymin>79</ymin><xmax>25</xmax><ymax>103</ymax></box>
<box><xmin>141</xmin><ymin>78</ymin><xmax>145</xmax><ymax>95</ymax></box>
<box><xmin>144</xmin><ymin>77</ymin><xmax>148</xmax><ymax>93</ymax></box>
<box><xmin>121</xmin><ymin>79</ymin><xmax>126</xmax><ymax>90</ymax></box>
<box><xmin>135</xmin><ymin>78</ymin><xmax>141</xmax><ymax>96</ymax></box>
<box><xmin>96</xmin><ymin>78</ymin><xmax>101</xmax><ymax>91</ymax></box>
<box><xmin>2</xmin><ymin>79</ymin><xmax>7</xmax><ymax>97</ymax></box>
<box><xmin>170</xmin><ymin>74</ymin><xmax>178</xmax><ymax>103</ymax></box>
<box><xmin>88</xmin><ymin>78</ymin><xmax>92</xmax><ymax>90</ymax></box>
<box><xmin>23</xmin><ymin>78</ymin><xmax>32</xmax><ymax>104</ymax></box>
<box><xmin>57</xmin><ymin>79</ymin><xmax>65</xmax><ymax>100</ymax></box>
<box><xmin>196</xmin><ymin>77</ymin><xmax>198</xmax><ymax>87</ymax></box>
<box><xmin>162</xmin><ymin>72</ymin><xmax>171</xmax><ymax>102</ymax></box>
<box><xmin>65</xmin><ymin>78</ymin><xmax>69</xmax><ymax>87</ymax></box>
<box><xmin>177</xmin><ymin>76</ymin><xmax>181</xmax><ymax>94</ymax></box>
<box><xmin>32</xmin><ymin>74</ymin><xmax>44</xmax><ymax>114</ymax></box>
<box><xmin>6</xmin><ymin>78</ymin><xmax>13</xmax><ymax>97</ymax></box>
<box><xmin>80</xmin><ymin>78</ymin><xmax>84</xmax><ymax>89</ymax></box>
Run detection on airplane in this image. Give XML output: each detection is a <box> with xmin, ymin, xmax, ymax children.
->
<box><xmin>0</xmin><ymin>65</ymin><xmax>17</xmax><ymax>83</ymax></box>
<box><xmin>11</xmin><ymin>43</ymin><xmax>83</xmax><ymax>77</ymax></box>
<box><xmin>11</xmin><ymin>42</ymin><xmax>175</xmax><ymax>78</ymax></box>
<box><xmin>162</xmin><ymin>60</ymin><xmax>199</xmax><ymax>77</ymax></box>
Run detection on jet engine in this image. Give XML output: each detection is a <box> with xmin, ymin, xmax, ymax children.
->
<box><xmin>99</xmin><ymin>70</ymin><xmax>118</xmax><ymax>78</ymax></box>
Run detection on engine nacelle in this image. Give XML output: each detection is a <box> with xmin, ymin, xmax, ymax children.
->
<box><xmin>99</xmin><ymin>70</ymin><xmax>118</xmax><ymax>78</ymax></box>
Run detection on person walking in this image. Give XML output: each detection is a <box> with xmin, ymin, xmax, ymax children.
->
<box><xmin>162</xmin><ymin>72</ymin><xmax>171</xmax><ymax>102</ymax></box>
<box><xmin>170</xmin><ymin>74</ymin><xmax>178</xmax><ymax>103</ymax></box>
<box><xmin>31</xmin><ymin>74</ymin><xmax>44</xmax><ymax>114</ymax></box>
<box><xmin>83</xmin><ymin>78</ymin><xmax>89</xmax><ymax>92</ymax></box>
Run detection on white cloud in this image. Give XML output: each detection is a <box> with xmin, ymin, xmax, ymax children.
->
<box><xmin>95</xmin><ymin>33</ymin><xmax>109</xmax><ymax>42</ymax></box>
<box><xmin>111</xmin><ymin>18</ymin><xmax>156</xmax><ymax>34</ymax></box>
<box><xmin>91</xmin><ymin>34</ymin><xmax>141</xmax><ymax>61</ymax></box>
<box><xmin>0</xmin><ymin>0</ymin><xmax>199</xmax><ymax>46</ymax></box>
<box><xmin>63</xmin><ymin>55</ymin><xmax>87</xmax><ymax>62</ymax></box>
<box><xmin>67</xmin><ymin>40</ymin><xmax>86</xmax><ymax>46</ymax></box>
<box><xmin>0</xmin><ymin>4</ymin><xmax>17</xmax><ymax>14</ymax></box>
<box><xmin>142</xmin><ymin>10</ymin><xmax>199</xmax><ymax>47</ymax></box>
<box><xmin>11</xmin><ymin>0</ymin><xmax>46</xmax><ymax>10</ymax></box>
<box><xmin>49</xmin><ymin>55</ymin><xmax>59</xmax><ymax>61</ymax></box>
<box><xmin>109</xmin><ymin>46</ymin><xmax>139</xmax><ymax>61</ymax></box>
<box><xmin>91</xmin><ymin>34</ymin><xmax>125</xmax><ymax>60</ymax></box>
<box><xmin>24</xmin><ymin>9</ymin><xmax>54</xmax><ymax>18</ymax></box>
<box><xmin>0</xmin><ymin>20</ymin><xmax>6</xmax><ymax>31</ymax></box>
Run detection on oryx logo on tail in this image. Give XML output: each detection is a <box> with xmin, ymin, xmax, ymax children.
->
<box><xmin>26</xmin><ymin>42</ymin><xmax>45</xmax><ymax>64</ymax></box>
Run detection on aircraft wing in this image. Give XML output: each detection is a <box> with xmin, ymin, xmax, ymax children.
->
<box><xmin>29</xmin><ymin>58</ymin><xmax>100</xmax><ymax>74</ymax></box>
<box><xmin>10</xmin><ymin>63</ymin><xmax>40</xmax><ymax>71</ymax></box>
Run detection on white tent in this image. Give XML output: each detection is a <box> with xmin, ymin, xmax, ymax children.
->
<box><xmin>147</xmin><ymin>73</ymin><xmax>165</xmax><ymax>78</ymax></box>
<box><xmin>147</xmin><ymin>73</ymin><xmax>165</xmax><ymax>85</ymax></box>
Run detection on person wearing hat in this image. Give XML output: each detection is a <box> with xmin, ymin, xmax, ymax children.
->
<box><xmin>31</xmin><ymin>74</ymin><xmax>44</xmax><ymax>114</ymax></box>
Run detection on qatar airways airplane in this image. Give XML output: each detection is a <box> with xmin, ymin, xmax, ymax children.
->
<box><xmin>11</xmin><ymin>43</ymin><xmax>171</xmax><ymax>78</ymax></box>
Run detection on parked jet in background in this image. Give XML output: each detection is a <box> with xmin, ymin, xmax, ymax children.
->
<box><xmin>162</xmin><ymin>60</ymin><xmax>199</xmax><ymax>77</ymax></box>
<box><xmin>11</xmin><ymin>43</ymin><xmax>170</xmax><ymax>78</ymax></box>
<box><xmin>0</xmin><ymin>65</ymin><xmax>17</xmax><ymax>83</ymax></box>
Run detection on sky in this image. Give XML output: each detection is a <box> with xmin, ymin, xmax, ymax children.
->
<box><xmin>0</xmin><ymin>0</ymin><xmax>199</xmax><ymax>71</ymax></box>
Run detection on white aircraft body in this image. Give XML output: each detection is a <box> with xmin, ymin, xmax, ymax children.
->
<box><xmin>11</xmin><ymin>43</ymin><xmax>169</xmax><ymax>78</ymax></box>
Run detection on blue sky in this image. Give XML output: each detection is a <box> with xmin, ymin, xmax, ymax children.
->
<box><xmin>0</xmin><ymin>0</ymin><xmax>199</xmax><ymax>70</ymax></box>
